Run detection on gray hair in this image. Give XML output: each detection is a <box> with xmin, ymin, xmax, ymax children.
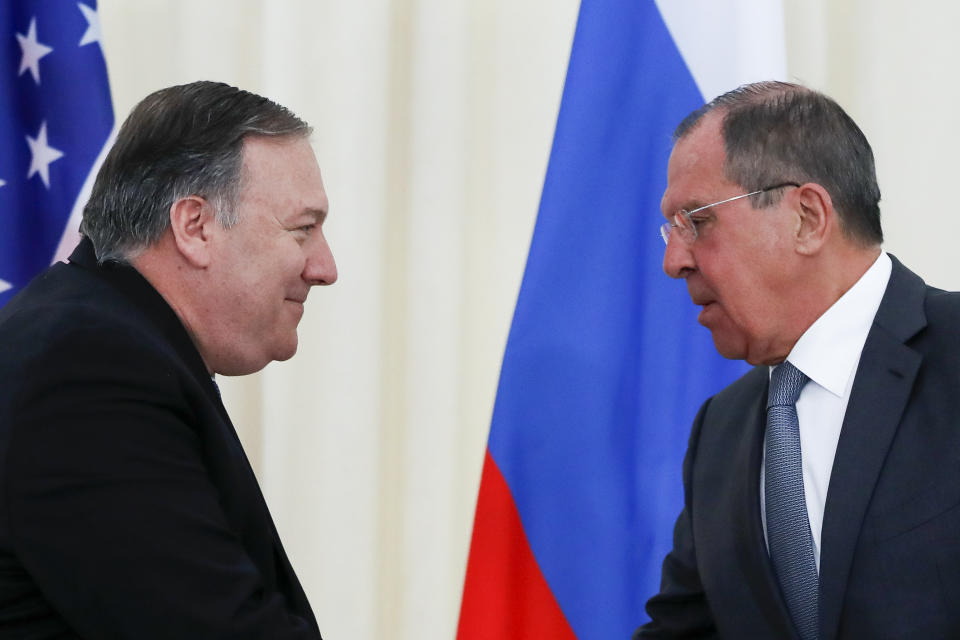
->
<box><xmin>674</xmin><ymin>81</ymin><xmax>883</xmax><ymax>246</ymax></box>
<box><xmin>81</xmin><ymin>81</ymin><xmax>312</xmax><ymax>262</ymax></box>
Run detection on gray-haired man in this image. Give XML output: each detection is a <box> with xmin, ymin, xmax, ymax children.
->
<box><xmin>638</xmin><ymin>81</ymin><xmax>960</xmax><ymax>639</ymax></box>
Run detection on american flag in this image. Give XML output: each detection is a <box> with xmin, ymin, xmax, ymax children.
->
<box><xmin>0</xmin><ymin>0</ymin><xmax>114</xmax><ymax>306</ymax></box>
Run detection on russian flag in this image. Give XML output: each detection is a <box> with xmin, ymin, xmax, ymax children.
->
<box><xmin>458</xmin><ymin>1</ymin><xmax>785</xmax><ymax>638</ymax></box>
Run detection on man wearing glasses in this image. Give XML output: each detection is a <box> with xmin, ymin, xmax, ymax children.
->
<box><xmin>636</xmin><ymin>82</ymin><xmax>960</xmax><ymax>639</ymax></box>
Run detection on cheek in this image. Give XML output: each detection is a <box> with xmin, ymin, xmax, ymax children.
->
<box><xmin>701</xmin><ymin>266</ymin><xmax>762</xmax><ymax>330</ymax></box>
<box><xmin>288</xmin><ymin>248</ymin><xmax>308</xmax><ymax>276</ymax></box>
<box><xmin>254</xmin><ymin>242</ymin><xmax>304</xmax><ymax>285</ymax></box>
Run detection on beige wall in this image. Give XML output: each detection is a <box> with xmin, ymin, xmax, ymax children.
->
<box><xmin>96</xmin><ymin>2</ymin><xmax>957</xmax><ymax>638</ymax></box>
<box><xmin>784</xmin><ymin>1</ymin><xmax>960</xmax><ymax>288</ymax></box>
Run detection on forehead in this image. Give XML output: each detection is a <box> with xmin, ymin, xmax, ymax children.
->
<box><xmin>661</xmin><ymin>113</ymin><xmax>731</xmax><ymax>214</ymax></box>
<box><xmin>239</xmin><ymin>136</ymin><xmax>328</xmax><ymax>216</ymax></box>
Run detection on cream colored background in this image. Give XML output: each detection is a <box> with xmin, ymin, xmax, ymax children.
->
<box><xmin>96</xmin><ymin>2</ymin><xmax>959</xmax><ymax>638</ymax></box>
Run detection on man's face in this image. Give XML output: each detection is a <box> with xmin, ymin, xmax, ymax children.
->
<box><xmin>205</xmin><ymin>136</ymin><xmax>337</xmax><ymax>375</ymax></box>
<box><xmin>660</xmin><ymin>113</ymin><xmax>798</xmax><ymax>365</ymax></box>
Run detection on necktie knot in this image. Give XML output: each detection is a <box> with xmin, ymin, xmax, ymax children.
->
<box><xmin>768</xmin><ymin>361</ymin><xmax>809</xmax><ymax>408</ymax></box>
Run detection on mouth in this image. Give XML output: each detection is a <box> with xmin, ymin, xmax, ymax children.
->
<box><xmin>687</xmin><ymin>279</ymin><xmax>718</xmax><ymax>326</ymax></box>
<box><xmin>693</xmin><ymin>299</ymin><xmax>717</xmax><ymax>325</ymax></box>
<box><xmin>285</xmin><ymin>298</ymin><xmax>307</xmax><ymax>317</ymax></box>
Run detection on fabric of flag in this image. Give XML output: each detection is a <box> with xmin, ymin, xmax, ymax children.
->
<box><xmin>1</xmin><ymin>0</ymin><xmax>113</xmax><ymax>307</ymax></box>
<box><xmin>458</xmin><ymin>1</ymin><xmax>785</xmax><ymax>638</ymax></box>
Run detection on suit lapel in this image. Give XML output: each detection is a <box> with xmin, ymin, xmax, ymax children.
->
<box><xmin>704</xmin><ymin>367</ymin><xmax>797</xmax><ymax>636</ymax></box>
<box><xmin>818</xmin><ymin>257</ymin><xmax>927</xmax><ymax>640</ymax></box>
<box><xmin>737</xmin><ymin>377</ymin><xmax>800</xmax><ymax>637</ymax></box>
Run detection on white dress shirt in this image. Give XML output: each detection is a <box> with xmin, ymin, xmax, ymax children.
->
<box><xmin>760</xmin><ymin>252</ymin><xmax>892</xmax><ymax>571</ymax></box>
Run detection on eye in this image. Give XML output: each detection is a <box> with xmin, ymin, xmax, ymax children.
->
<box><xmin>685</xmin><ymin>211</ymin><xmax>712</xmax><ymax>232</ymax></box>
<box><xmin>290</xmin><ymin>224</ymin><xmax>317</xmax><ymax>243</ymax></box>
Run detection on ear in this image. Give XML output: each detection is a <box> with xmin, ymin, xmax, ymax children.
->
<box><xmin>792</xmin><ymin>183</ymin><xmax>834</xmax><ymax>256</ymax></box>
<box><xmin>169</xmin><ymin>196</ymin><xmax>217</xmax><ymax>268</ymax></box>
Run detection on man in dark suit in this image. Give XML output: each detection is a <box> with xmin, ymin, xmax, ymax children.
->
<box><xmin>636</xmin><ymin>81</ymin><xmax>960</xmax><ymax>639</ymax></box>
<box><xmin>0</xmin><ymin>81</ymin><xmax>336</xmax><ymax>638</ymax></box>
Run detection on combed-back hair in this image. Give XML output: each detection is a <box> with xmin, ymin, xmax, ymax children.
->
<box><xmin>81</xmin><ymin>81</ymin><xmax>312</xmax><ymax>262</ymax></box>
<box><xmin>674</xmin><ymin>81</ymin><xmax>882</xmax><ymax>245</ymax></box>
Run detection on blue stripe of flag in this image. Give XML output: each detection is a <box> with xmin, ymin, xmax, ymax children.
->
<box><xmin>487</xmin><ymin>1</ymin><xmax>748</xmax><ymax>637</ymax></box>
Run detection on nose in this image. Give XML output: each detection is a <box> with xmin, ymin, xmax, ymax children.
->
<box><xmin>662</xmin><ymin>233</ymin><xmax>696</xmax><ymax>279</ymax></box>
<box><xmin>303</xmin><ymin>232</ymin><xmax>338</xmax><ymax>286</ymax></box>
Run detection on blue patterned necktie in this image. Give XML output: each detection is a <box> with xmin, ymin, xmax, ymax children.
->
<box><xmin>765</xmin><ymin>361</ymin><xmax>818</xmax><ymax>640</ymax></box>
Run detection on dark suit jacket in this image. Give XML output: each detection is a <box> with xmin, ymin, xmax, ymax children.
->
<box><xmin>636</xmin><ymin>256</ymin><xmax>960</xmax><ymax>640</ymax></box>
<box><xmin>0</xmin><ymin>238</ymin><xmax>322</xmax><ymax>639</ymax></box>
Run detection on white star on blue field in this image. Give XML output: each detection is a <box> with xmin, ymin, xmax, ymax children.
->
<box><xmin>1</xmin><ymin>1</ymin><xmax>114</xmax><ymax>305</ymax></box>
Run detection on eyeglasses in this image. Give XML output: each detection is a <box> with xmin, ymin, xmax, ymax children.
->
<box><xmin>659</xmin><ymin>182</ymin><xmax>800</xmax><ymax>245</ymax></box>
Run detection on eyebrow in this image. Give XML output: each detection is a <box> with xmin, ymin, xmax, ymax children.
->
<box><xmin>663</xmin><ymin>198</ymin><xmax>705</xmax><ymax>220</ymax></box>
<box><xmin>682</xmin><ymin>201</ymin><xmax>714</xmax><ymax>215</ymax></box>
<box><xmin>301</xmin><ymin>207</ymin><xmax>328</xmax><ymax>224</ymax></box>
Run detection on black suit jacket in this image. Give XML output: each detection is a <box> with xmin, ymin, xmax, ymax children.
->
<box><xmin>0</xmin><ymin>238</ymin><xmax>322</xmax><ymax>639</ymax></box>
<box><xmin>637</xmin><ymin>256</ymin><xmax>960</xmax><ymax>639</ymax></box>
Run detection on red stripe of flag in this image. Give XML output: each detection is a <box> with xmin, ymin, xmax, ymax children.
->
<box><xmin>457</xmin><ymin>450</ymin><xmax>577</xmax><ymax>639</ymax></box>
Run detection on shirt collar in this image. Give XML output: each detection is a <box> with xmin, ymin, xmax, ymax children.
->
<box><xmin>781</xmin><ymin>252</ymin><xmax>892</xmax><ymax>397</ymax></box>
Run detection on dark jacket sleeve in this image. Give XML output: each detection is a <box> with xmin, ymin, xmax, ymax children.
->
<box><xmin>634</xmin><ymin>399</ymin><xmax>719</xmax><ymax>640</ymax></box>
<box><xmin>3</xmin><ymin>324</ymin><xmax>322</xmax><ymax>639</ymax></box>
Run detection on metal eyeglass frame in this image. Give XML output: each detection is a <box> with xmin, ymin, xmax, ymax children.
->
<box><xmin>659</xmin><ymin>182</ymin><xmax>800</xmax><ymax>245</ymax></box>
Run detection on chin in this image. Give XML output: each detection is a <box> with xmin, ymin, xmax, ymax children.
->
<box><xmin>273</xmin><ymin>349</ymin><xmax>297</xmax><ymax>363</ymax></box>
<box><xmin>714</xmin><ymin>337</ymin><xmax>783</xmax><ymax>366</ymax></box>
<box><xmin>272</xmin><ymin>337</ymin><xmax>299</xmax><ymax>363</ymax></box>
<box><xmin>710</xmin><ymin>332</ymin><xmax>749</xmax><ymax>362</ymax></box>
<box><xmin>217</xmin><ymin>360</ymin><xmax>270</xmax><ymax>376</ymax></box>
